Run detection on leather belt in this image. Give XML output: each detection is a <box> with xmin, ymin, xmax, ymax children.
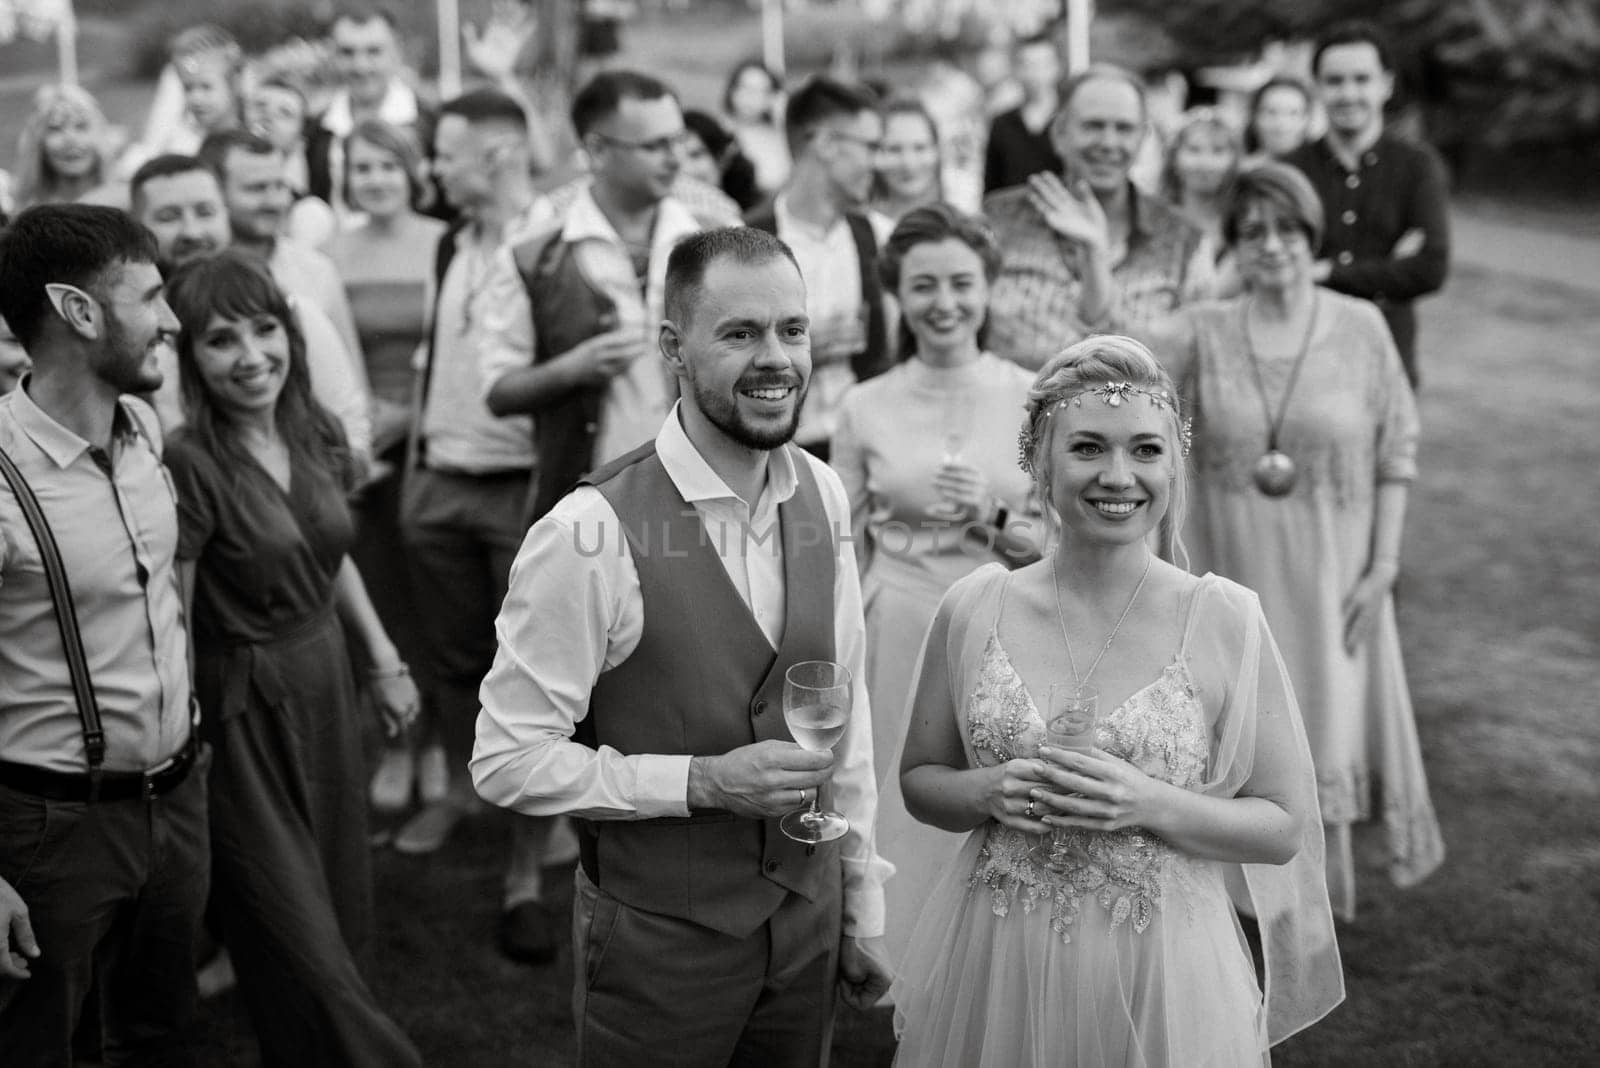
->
<box><xmin>0</xmin><ymin>734</ymin><xmax>199</xmax><ymax>803</ymax></box>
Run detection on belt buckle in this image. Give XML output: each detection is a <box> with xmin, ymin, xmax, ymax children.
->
<box><xmin>142</xmin><ymin>769</ymin><xmax>158</xmax><ymax>802</ymax></box>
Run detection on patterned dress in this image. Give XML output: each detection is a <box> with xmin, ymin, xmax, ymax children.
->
<box><xmin>890</xmin><ymin>566</ymin><xmax>1343</xmax><ymax>1066</ymax></box>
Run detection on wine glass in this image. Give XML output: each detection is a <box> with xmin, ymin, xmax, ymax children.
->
<box><xmin>1029</xmin><ymin>683</ymin><xmax>1099</xmax><ymax>871</ymax></box>
<box><xmin>780</xmin><ymin>660</ymin><xmax>852</xmax><ymax>844</ymax></box>
<box><xmin>934</xmin><ymin>397</ymin><xmax>974</xmax><ymax>517</ymax></box>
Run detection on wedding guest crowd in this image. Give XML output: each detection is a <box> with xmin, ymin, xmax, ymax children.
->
<box><xmin>0</xmin><ymin>8</ymin><xmax>1456</xmax><ymax>1065</ymax></box>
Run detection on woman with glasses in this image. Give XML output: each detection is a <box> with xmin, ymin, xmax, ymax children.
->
<box><xmin>1154</xmin><ymin>162</ymin><xmax>1444</xmax><ymax>921</ymax></box>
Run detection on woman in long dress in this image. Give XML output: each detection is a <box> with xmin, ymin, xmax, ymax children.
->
<box><xmin>164</xmin><ymin>251</ymin><xmax>421</xmax><ymax>1066</ymax></box>
<box><xmin>892</xmin><ymin>336</ymin><xmax>1343</xmax><ymax>1066</ymax></box>
<box><xmin>830</xmin><ymin>204</ymin><xmax>1042</xmax><ymax>967</ymax></box>
<box><xmin>1157</xmin><ymin>162</ymin><xmax>1445</xmax><ymax>920</ymax></box>
<box><xmin>328</xmin><ymin>118</ymin><xmax>449</xmax><ymax>823</ymax></box>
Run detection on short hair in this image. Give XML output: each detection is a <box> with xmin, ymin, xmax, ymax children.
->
<box><xmin>198</xmin><ymin>129</ymin><xmax>279</xmax><ymax>184</ymax></box>
<box><xmin>1014</xmin><ymin>33</ymin><xmax>1060</xmax><ymax>61</ymax></box>
<box><xmin>1312</xmin><ymin>20</ymin><xmax>1394</xmax><ymax>76</ymax></box>
<box><xmin>1221</xmin><ymin>160</ymin><xmax>1325</xmax><ymax>253</ymax></box>
<box><xmin>331</xmin><ymin>4</ymin><xmax>400</xmax><ymax>31</ymax></box>
<box><xmin>130</xmin><ymin>154</ymin><xmax>217</xmax><ymax>214</ymax></box>
<box><xmin>343</xmin><ymin>118</ymin><xmax>429</xmax><ymax>212</ymax></box>
<box><xmin>1055</xmin><ymin>64</ymin><xmax>1148</xmax><ymax>124</ymax></box>
<box><xmin>0</xmin><ymin>204</ymin><xmax>160</xmax><ymax>350</ymax></box>
<box><xmin>878</xmin><ymin>203</ymin><xmax>1001</xmax><ymax>359</ymax></box>
<box><xmin>1159</xmin><ymin>107</ymin><xmax>1242</xmax><ymax>204</ymax></box>
<box><xmin>722</xmin><ymin>60</ymin><xmax>781</xmax><ymax>119</ymax></box>
<box><xmin>782</xmin><ymin>76</ymin><xmax>880</xmax><ymax>158</ymax></box>
<box><xmin>1244</xmin><ymin>74</ymin><xmax>1313</xmax><ymax>155</ymax></box>
<box><xmin>664</xmin><ymin>227</ymin><xmax>800</xmax><ymax>329</ymax></box>
<box><xmin>252</xmin><ymin>75</ymin><xmax>309</xmax><ymax>113</ymax></box>
<box><xmin>571</xmin><ymin>70</ymin><xmax>675</xmax><ymax>139</ymax></box>
<box><xmin>170</xmin><ymin>24</ymin><xmax>241</xmax><ymax>68</ymax></box>
<box><xmin>438</xmin><ymin>88</ymin><xmax>528</xmax><ymax>134</ymax></box>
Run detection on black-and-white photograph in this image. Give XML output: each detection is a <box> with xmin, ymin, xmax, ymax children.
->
<box><xmin>1</xmin><ymin>0</ymin><xmax>1595</xmax><ymax>1064</ymax></box>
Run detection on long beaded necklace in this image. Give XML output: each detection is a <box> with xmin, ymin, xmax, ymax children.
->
<box><xmin>1242</xmin><ymin>292</ymin><xmax>1321</xmax><ymax>497</ymax></box>
<box><xmin>1051</xmin><ymin>552</ymin><xmax>1153</xmax><ymax>690</ymax></box>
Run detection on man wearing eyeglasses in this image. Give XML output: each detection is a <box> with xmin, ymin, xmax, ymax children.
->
<box><xmin>746</xmin><ymin>76</ymin><xmax>894</xmax><ymax>463</ymax></box>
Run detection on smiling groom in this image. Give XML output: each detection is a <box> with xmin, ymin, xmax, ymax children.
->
<box><xmin>472</xmin><ymin>227</ymin><xmax>891</xmax><ymax>1066</ymax></box>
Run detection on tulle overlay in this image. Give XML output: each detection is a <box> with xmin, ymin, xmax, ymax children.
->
<box><xmin>889</xmin><ymin>566</ymin><xmax>1343</xmax><ymax>1066</ymax></box>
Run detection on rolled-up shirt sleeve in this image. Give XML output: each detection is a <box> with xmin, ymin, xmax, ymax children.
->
<box><xmin>477</xmin><ymin>247</ymin><xmax>537</xmax><ymax>401</ymax></box>
<box><xmin>810</xmin><ymin>459</ymin><xmax>894</xmax><ymax>939</ymax></box>
<box><xmin>471</xmin><ymin>486</ymin><xmax>692</xmax><ymax>819</ymax></box>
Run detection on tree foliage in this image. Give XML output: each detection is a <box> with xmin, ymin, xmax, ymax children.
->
<box><xmin>1103</xmin><ymin>0</ymin><xmax>1600</xmax><ymax>147</ymax></box>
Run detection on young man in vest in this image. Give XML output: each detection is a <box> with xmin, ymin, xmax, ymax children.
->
<box><xmin>479</xmin><ymin>69</ymin><xmax>713</xmax><ymax>527</ymax></box>
<box><xmin>1287</xmin><ymin>21</ymin><xmax>1450</xmax><ymax>388</ymax></box>
<box><xmin>0</xmin><ymin>205</ymin><xmax>207</xmax><ymax>1065</ymax></box>
<box><xmin>472</xmin><ymin>227</ymin><xmax>892</xmax><ymax>1066</ymax></box>
<box><xmin>745</xmin><ymin>76</ymin><xmax>893</xmax><ymax>463</ymax></box>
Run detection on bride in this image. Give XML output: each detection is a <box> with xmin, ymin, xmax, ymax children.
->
<box><xmin>890</xmin><ymin>336</ymin><xmax>1343</xmax><ymax>1066</ymax></box>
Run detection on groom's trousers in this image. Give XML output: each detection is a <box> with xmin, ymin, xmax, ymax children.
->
<box><xmin>571</xmin><ymin>867</ymin><xmax>843</xmax><ymax>1067</ymax></box>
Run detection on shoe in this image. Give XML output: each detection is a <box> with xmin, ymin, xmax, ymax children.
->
<box><xmin>196</xmin><ymin>949</ymin><xmax>237</xmax><ymax>999</ymax></box>
<box><xmin>498</xmin><ymin>899</ymin><xmax>560</xmax><ymax>965</ymax></box>
<box><xmin>393</xmin><ymin>801</ymin><xmax>465</xmax><ymax>855</ymax></box>
<box><xmin>369</xmin><ymin>746</ymin><xmax>415</xmax><ymax>812</ymax></box>
<box><xmin>416</xmin><ymin>744</ymin><xmax>450</xmax><ymax>805</ymax></box>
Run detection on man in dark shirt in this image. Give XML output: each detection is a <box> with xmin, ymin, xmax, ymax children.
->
<box><xmin>1287</xmin><ymin>21</ymin><xmax>1450</xmax><ymax>388</ymax></box>
<box><xmin>983</xmin><ymin>35</ymin><xmax>1063</xmax><ymax>194</ymax></box>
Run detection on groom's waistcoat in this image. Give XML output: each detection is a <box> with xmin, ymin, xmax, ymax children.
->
<box><xmin>578</xmin><ymin>442</ymin><xmax>840</xmax><ymax>937</ymax></box>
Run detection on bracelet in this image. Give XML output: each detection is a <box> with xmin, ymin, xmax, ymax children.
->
<box><xmin>366</xmin><ymin>663</ymin><xmax>410</xmax><ymax>682</ymax></box>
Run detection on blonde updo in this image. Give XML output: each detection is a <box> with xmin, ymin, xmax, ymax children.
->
<box><xmin>1018</xmin><ymin>334</ymin><xmax>1190</xmax><ymax>566</ymax></box>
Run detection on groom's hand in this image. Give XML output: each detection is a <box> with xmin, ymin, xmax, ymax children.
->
<box><xmin>687</xmin><ymin>741</ymin><xmax>834</xmax><ymax>818</ymax></box>
<box><xmin>836</xmin><ymin>936</ymin><xmax>893</xmax><ymax>1010</ymax></box>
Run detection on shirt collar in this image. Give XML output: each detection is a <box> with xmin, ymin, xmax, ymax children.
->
<box><xmin>7</xmin><ymin>376</ymin><xmax>135</xmax><ymax>470</ymax></box>
<box><xmin>321</xmin><ymin>81</ymin><xmax>420</xmax><ymax>138</ymax></box>
<box><xmin>772</xmin><ymin>194</ymin><xmax>848</xmax><ymax>242</ymax></box>
<box><xmin>655</xmin><ymin>400</ymin><xmax>799</xmax><ymax>510</ymax></box>
<box><xmin>561</xmin><ymin>186</ymin><xmax>701</xmax><ymax>252</ymax></box>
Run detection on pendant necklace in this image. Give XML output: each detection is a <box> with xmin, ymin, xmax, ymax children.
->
<box><xmin>1242</xmin><ymin>292</ymin><xmax>1320</xmax><ymax>497</ymax></box>
<box><xmin>1051</xmin><ymin>552</ymin><xmax>1153</xmax><ymax>691</ymax></box>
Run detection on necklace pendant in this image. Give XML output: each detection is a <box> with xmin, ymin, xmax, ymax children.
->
<box><xmin>1253</xmin><ymin>450</ymin><xmax>1297</xmax><ymax>497</ymax></box>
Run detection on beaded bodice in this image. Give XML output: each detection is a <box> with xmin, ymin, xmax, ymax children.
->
<box><xmin>966</xmin><ymin>629</ymin><xmax>1210</xmax><ymax>941</ymax></box>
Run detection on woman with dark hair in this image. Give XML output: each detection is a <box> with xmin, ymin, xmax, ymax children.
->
<box><xmin>723</xmin><ymin>59</ymin><xmax>790</xmax><ymax>195</ymax></box>
<box><xmin>163</xmin><ymin>250</ymin><xmax>421</xmax><ymax>1066</ymax></box>
<box><xmin>1245</xmin><ymin>75</ymin><xmax>1315</xmax><ymax>161</ymax></box>
<box><xmin>831</xmin><ymin>204</ymin><xmax>1042</xmax><ymax>967</ymax></box>
<box><xmin>1157</xmin><ymin>161</ymin><xmax>1444</xmax><ymax>921</ymax></box>
<box><xmin>328</xmin><ymin>117</ymin><xmax>449</xmax><ymax>816</ymax></box>
<box><xmin>890</xmin><ymin>336</ymin><xmax>1342</xmax><ymax>1065</ymax></box>
<box><xmin>871</xmin><ymin>97</ymin><xmax>944</xmax><ymax>222</ymax></box>
<box><xmin>680</xmin><ymin>109</ymin><xmax>762</xmax><ymax>211</ymax></box>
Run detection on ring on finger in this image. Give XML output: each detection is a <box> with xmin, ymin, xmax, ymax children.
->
<box><xmin>1023</xmin><ymin>799</ymin><xmax>1037</xmax><ymax>819</ymax></box>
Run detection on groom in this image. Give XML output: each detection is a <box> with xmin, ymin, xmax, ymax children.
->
<box><xmin>471</xmin><ymin>227</ymin><xmax>891</xmax><ymax>1066</ymax></box>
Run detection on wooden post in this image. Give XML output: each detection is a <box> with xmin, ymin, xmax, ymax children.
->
<box><xmin>762</xmin><ymin>0</ymin><xmax>785</xmax><ymax>79</ymax></box>
<box><xmin>1065</xmin><ymin>0</ymin><xmax>1091</xmax><ymax>73</ymax></box>
<box><xmin>437</xmin><ymin>0</ymin><xmax>462</xmax><ymax>99</ymax></box>
<box><xmin>57</xmin><ymin>0</ymin><xmax>79</xmax><ymax>87</ymax></box>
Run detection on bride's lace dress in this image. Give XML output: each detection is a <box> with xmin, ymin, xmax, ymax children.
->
<box><xmin>889</xmin><ymin>567</ymin><xmax>1344</xmax><ymax>1067</ymax></box>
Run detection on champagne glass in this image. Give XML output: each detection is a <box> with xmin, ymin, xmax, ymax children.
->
<box><xmin>780</xmin><ymin>660</ymin><xmax>852</xmax><ymax>844</ymax></box>
<box><xmin>934</xmin><ymin>396</ymin><xmax>974</xmax><ymax>517</ymax></box>
<box><xmin>1029</xmin><ymin>683</ymin><xmax>1099</xmax><ymax>871</ymax></box>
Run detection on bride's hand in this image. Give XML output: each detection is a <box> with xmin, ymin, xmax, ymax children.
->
<box><xmin>982</xmin><ymin>759</ymin><xmax>1055</xmax><ymax>833</ymax></box>
<box><xmin>1028</xmin><ymin>746</ymin><xmax>1173</xmax><ymax>832</ymax></box>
